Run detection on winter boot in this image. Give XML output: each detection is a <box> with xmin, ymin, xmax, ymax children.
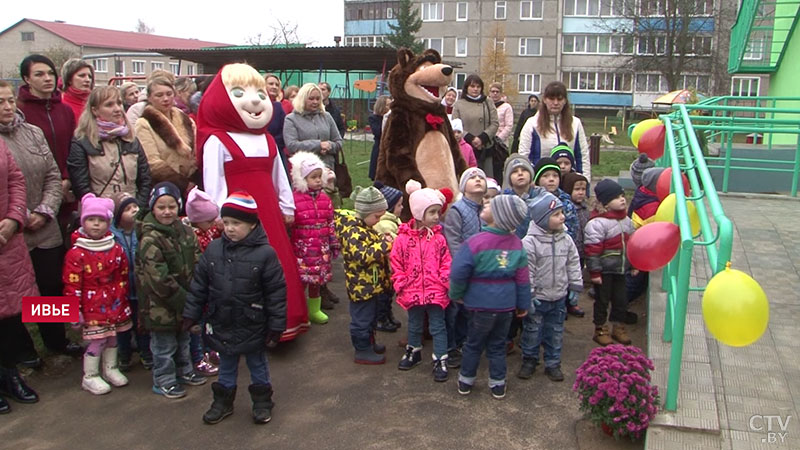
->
<box><xmin>446</xmin><ymin>348</ymin><xmax>462</xmax><ymax>369</ymax></box>
<box><xmin>320</xmin><ymin>292</ymin><xmax>335</xmax><ymax>311</ymax></box>
<box><xmin>354</xmin><ymin>347</ymin><xmax>386</xmax><ymax>365</ymax></box>
<box><xmin>432</xmin><ymin>355</ymin><xmax>448</xmax><ymax>382</ymax></box>
<box><xmin>0</xmin><ymin>367</ymin><xmax>38</xmax><ymax>403</ymax></box>
<box><xmin>323</xmin><ymin>284</ymin><xmax>341</xmax><ymax>304</ymax></box>
<box><xmin>593</xmin><ymin>325</ymin><xmax>613</xmax><ymax>346</ymax></box>
<box><xmin>249</xmin><ymin>384</ymin><xmax>274</xmax><ymax>424</ymax></box>
<box><xmin>101</xmin><ymin>347</ymin><xmax>129</xmax><ymax>387</ymax></box>
<box><xmin>517</xmin><ymin>358</ymin><xmax>538</xmax><ymax>379</ymax></box>
<box><xmin>611</xmin><ymin>323</ymin><xmax>632</xmax><ymax>345</ymax></box>
<box><xmin>376</xmin><ymin>318</ymin><xmax>399</xmax><ymax>332</ymax></box>
<box><xmin>81</xmin><ymin>355</ymin><xmax>111</xmax><ymax>395</ymax></box>
<box><xmin>203</xmin><ymin>382</ymin><xmax>236</xmax><ymax>424</ymax></box>
<box><xmin>387</xmin><ymin>308</ymin><xmax>401</xmax><ymax>328</ymax></box>
<box><xmin>370</xmin><ymin>333</ymin><xmax>386</xmax><ymax>354</ymax></box>
<box><xmin>398</xmin><ymin>345</ymin><xmax>422</xmax><ymax>370</ymax></box>
<box><xmin>0</xmin><ymin>395</ymin><xmax>9</xmax><ymax>414</ymax></box>
<box><xmin>306</xmin><ymin>297</ymin><xmax>329</xmax><ymax>324</ymax></box>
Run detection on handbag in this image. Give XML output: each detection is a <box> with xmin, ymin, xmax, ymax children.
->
<box><xmin>334</xmin><ymin>148</ymin><xmax>353</xmax><ymax>198</ymax></box>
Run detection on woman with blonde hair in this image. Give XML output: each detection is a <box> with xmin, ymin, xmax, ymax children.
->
<box><xmin>283</xmin><ymin>83</ymin><xmax>342</xmax><ymax>169</ymax></box>
<box><xmin>61</xmin><ymin>58</ymin><xmax>95</xmax><ymax>122</ymax></box>
<box><xmin>135</xmin><ymin>76</ymin><xmax>197</xmax><ymax>196</ymax></box>
<box><xmin>68</xmin><ymin>85</ymin><xmax>152</xmax><ymax>205</ymax></box>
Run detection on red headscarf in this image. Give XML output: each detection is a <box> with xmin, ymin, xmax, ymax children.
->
<box><xmin>195</xmin><ymin>66</ymin><xmax>272</xmax><ymax>168</ymax></box>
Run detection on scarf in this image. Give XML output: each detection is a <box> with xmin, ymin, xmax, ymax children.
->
<box><xmin>97</xmin><ymin>119</ymin><xmax>130</xmax><ymax>141</ymax></box>
<box><xmin>494</xmin><ymin>100</ymin><xmax>505</xmax><ymax>108</ymax></box>
<box><xmin>465</xmin><ymin>94</ymin><xmax>485</xmax><ymax>102</ymax></box>
<box><xmin>74</xmin><ymin>231</ymin><xmax>116</xmax><ymax>252</ymax></box>
<box><xmin>66</xmin><ymin>86</ymin><xmax>90</xmax><ymax>103</ymax></box>
<box><xmin>0</xmin><ymin>110</ymin><xmax>24</xmax><ymax>133</ymax></box>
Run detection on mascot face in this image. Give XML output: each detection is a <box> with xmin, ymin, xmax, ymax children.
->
<box><xmin>402</xmin><ymin>51</ymin><xmax>454</xmax><ymax>105</ymax></box>
<box><xmin>222</xmin><ymin>71</ymin><xmax>272</xmax><ymax>129</ymax></box>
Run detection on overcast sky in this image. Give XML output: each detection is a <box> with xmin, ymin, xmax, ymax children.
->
<box><xmin>1</xmin><ymin>1</ymin><xmax>345</xmax><ymax>46</ymax></box>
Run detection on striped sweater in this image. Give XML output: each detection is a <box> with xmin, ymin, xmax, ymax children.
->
<box><xmin>449</xmin><ymin>227</ymin><xmax>530</xmax><ymax>312</ymax></box>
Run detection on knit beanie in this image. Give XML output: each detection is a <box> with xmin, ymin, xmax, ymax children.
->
<box><xmin>630</xmin><ymin>153</ymin><xmax>655</xmax><ymax>188</ymax></box>
<box><xmin>490</xmin><ymin>194</ymin><xmax>528</xmax><ymax>232</ymax></box>
<box><xmin>550</xmin><ymin>143</ymin><xmax>575</xmax><ymax>167</ymax></box>
<box><xmin>530</xmin><ymin>192</ymin><xmax>564</xmax><ymax>230</ymax></box>
<box><xmin>406</xmin><ymin>179</ymin><xmax>445</xmax><ymax>221</ymax></box>
<box><xmin>502</xmin><ymin>153</ymin><xmax>535</xmax><ymax>190</ymax></box>
<box><xmin>562</xmin><ymin>172</ymin><xmax>588</xmax><ymax>197</ymax></box>
<box><xmin>112</xmin><ymin>192</ymin><xmax>138</xmax><ymax>227</ymax></box>
<box><xmin>642</xmin><ymin>167</ymin><xmax>665</xmax><ymax>193</ymax></box>
<box><xmin>373</xmin><ymin>181</ymin><xmax>403</xmax><ymax>211</ymax></box>
<box><xmin>149</xmin><ymin>181</ymin><xmax>182</xmax><ymax>210</ymax></box>
<box><xmin>80</xmin><ymin>193</ymin><xmax>114</xmax><ymax>227</ymax></box>
<box><xmin>350</xmin><ymin>186</ymin><xmax>388</xmax><ymax>219</ymax></box>
<box><xmin>220</xmin><ymin>191</ymin><xmax>259</xmax><ymax>224</ymax></box>
<box><xmin>594</xmin><ymin>179</ymin><xmax>625</xmax><ymax>206</ymax></box>
<box><xmin>185</xmin><ymin>187</ymin><xmax>219</xmax><ymax>223</ymax></box>
<box><xmin>533</xmin><ymin>157</ymin><xmax>562</xmax><ymax>186</ymax></box>
<box><xmin>458</xmin><ymin>167</ymin><xmax>487</xmax><ymax>194</ymax></box>
<box><xmin>450</xmin><ymin>118</ymin><xmax>464</xmax><ymax>133</ymax></box>
<box><xmin>486</xmin><ymin>177</ymin><xmax>500</xmax><ymax>195</ymax></box>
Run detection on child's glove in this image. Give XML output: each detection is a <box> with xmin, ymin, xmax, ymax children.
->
<box><xmin>530</xmin><ymin>298</ymin><xmax>541</xmax><ymax>314</ymax></box>
<box><xmin>265</xmin><ymin>331</ymin><xmax>283</xmax><ymax>349</ymax></box>
<box><xmin>567</xmin><ymin>291</ymin><xmax>579</xmax><ymax>307</ymax></box>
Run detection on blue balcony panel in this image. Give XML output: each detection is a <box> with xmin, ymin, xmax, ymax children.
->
<box><xmin>570</xmin><ymin>92</ymin><xmax>633</xmax><ymax>107</ymax></box>
<box><xmin>344</xmin><ymin>19</ymin><xmax>398</xmax><ymax>36</ymax></box>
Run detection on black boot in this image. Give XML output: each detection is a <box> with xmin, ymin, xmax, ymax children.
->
<box><xmin>0</xmin><ymin>395</ymin><xmax>9</xmax><ymax>414</ymax></box>
<box><xmin>386</xmin><ymin>308</ymin><xmax>401</xmax><ymax>328</ymax></box>
<box><xmin>321</xmin><ymin>284</ymin><xmax>341</xmax><ymax>304</ymax></box>
<box><xmin>248</xmin><ymin>384</ymin><xmax>274</xmax><ymax>424</ymax></box>
<box><xmin>0</xmin><ymin>367</ymin><xmax>38</xmax><ymax>403</ymax></box>
<box><xmin>203</xmin><ymin>382</ymin><xmax>236</xmax><ymax>424</ymax></box>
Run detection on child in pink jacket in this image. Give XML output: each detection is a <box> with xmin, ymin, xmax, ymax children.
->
<box><xmin>390</xmin><ymin>180</ymin><xmax>452</xmax><ymax>382</ymax></box>
<box><xmin>451</xmin><ymin>119</ymin><xmax>478</xmax><ymax>168</ymax></box>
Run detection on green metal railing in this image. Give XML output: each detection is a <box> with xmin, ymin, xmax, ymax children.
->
<box><xmin>657</xmin><ymin>105</ymin><xmax>734</xmax><ymax>411</ymax></box>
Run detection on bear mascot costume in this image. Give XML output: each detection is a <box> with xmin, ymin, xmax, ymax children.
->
<box><xmin>196</xmin><ymin>63</ymin><xmax>309</xmax><ymax>341</ymax></box>
<box><xmin>375</xmin><ymin>48</ymin><xmax>467</xmax><ymax>220</ymax></box>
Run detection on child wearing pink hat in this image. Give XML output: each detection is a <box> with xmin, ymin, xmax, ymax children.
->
<box><xmin>63</xmin><ymin>193</ymin><xmax>133</xmax><ymax>395</ymax></box>
<box><xmin>390</xmin><ymin>180</ymin><xmax>452</xmax><ymax>382</ymax></box>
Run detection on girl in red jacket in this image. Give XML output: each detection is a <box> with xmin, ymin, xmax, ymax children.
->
<box><xmin>390</xmin><ymin>180</ymin><xmax>452</xmax><ymax>382</ymax></box>
<box><xmin>288</xmin><ymin>152</ymin><xmax>340</xmax><ymax>325</ymax></box>
<box><xmin>63</xmin><ymin>194</ymin><xmax>132</xmax><ymax>395</ymax></box>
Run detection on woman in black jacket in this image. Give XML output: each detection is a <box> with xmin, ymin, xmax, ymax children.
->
<box><xmin>67</xmin><ymin>86</ymin><xmax>151</xmax><ymax>206</ymax></box>
<box><xmin>511</xmin><ymin>94</ymin><xmax>539</xmax><ymax>154</ymax></box>
<box><xmin>368</xmin><ymin>95</ymin><xmax>391</xmax><ymax>181</ymax></box>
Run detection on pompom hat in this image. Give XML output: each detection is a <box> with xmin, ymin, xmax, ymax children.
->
<box><xmin>80</xmin><ymin>193</ymin><xmax>114</xmax><ymax>227</ymax></box>
<box><xmin>406</xmin><ymin>179</ymin><xmax>445</xmax><ymax>221</ymax></box>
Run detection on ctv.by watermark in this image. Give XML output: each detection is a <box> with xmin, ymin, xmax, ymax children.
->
<box><xmin>749</xmin><ymin>415</ymin><xmax>792</xmax><ymax>444</ymax></box>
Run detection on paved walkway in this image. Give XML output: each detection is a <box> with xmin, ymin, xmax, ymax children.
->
<box><xmin>646</xmin><ymin>196</ymin><xmax>800</xmax><ymax>449</ymax></box>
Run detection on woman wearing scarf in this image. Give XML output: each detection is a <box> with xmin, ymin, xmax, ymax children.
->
<box><xmin>67</xmin><ymin>86</ymin><xmax>152</xmax><ymax>206</ymax></box>
<box><xmin>61</xmin><ymin>59</ymin><xmax>95</xmax><ymax>123</ymax></box>
<box><xmin>452</xmin><ymin>74</ymin><xmax>499</xmax><ymax>178</ymax></box>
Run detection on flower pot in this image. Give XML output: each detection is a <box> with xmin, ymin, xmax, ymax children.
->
<box><xmin>600</xmin><ymin>423</ymin><xmax>614</xmax><ymax>437</ymax></box>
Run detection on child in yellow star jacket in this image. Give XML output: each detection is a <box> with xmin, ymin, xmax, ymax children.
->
<box><xmin>334</xmin><ymin>186</ymin><xmax>392</xmax><ymax>365</ymax></box>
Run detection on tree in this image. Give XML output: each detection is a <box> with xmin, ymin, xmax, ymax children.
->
<box><xmin>481</xmin><ymin>23</ymin><xmax>518</xmax><ymax>100</ymax></box>
<box><xmin>386</xmin><ymin>0</ymin><xmax>423</xmax><ymax>53</ymax></box>
<box><xmin>245</xmin><ymin>19</ymin><xmax>300</xmax><ymax>46</ymax></box>
<box><xmin>135</xmin><ymin>19</ymin><xmax>154</xmax><ymax>34</ymax></box>
<box><xmin>40</xmin><ymin>45</ymin><xmax>80</xmax><ymax>72</ymax></box>
<box><xmin>598</xmin><ymin>0</ymin><xmax>734</xmax><ymax>93</ymax></box>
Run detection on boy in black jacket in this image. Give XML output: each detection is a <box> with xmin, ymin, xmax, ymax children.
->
<box><xmin>183</xmin><ymin>192</ymin><xmax>287</xmax><ymax>425</ymax></box>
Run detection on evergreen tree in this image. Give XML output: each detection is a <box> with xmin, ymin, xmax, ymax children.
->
<box><xmin>386</xmin><ymin>0</ymin><xmax>423</xmax><ymax>53</ymax></box>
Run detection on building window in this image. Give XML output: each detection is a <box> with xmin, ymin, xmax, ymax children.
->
<box><xmin>115</xmin><ymin>60</ymin><xmax>125</xmax><ymax>77</ymax></box>
<box><xmin>387</xmin><ymin>7</ymin><xmax>394</xmax><ymax>18</ymax></box>
<box><xmin>495</xmin><ymin>38</ymin><xmax>506</xmax><ymax>52</ymax></box>
<box><xmin>454</xmin><ymin>73</ymin><xmax>467</xmax><ymax>90</ymax></box>
<box><xmin>637</xmin><ymin>36</ymin><xmax>667</xmax><ymax>55</ymax></box>
<box><xmin>563</xmin><ymin>35</ymin><xmax>633</xmax><ymax>54</ymax></box>
<box><xmin>518</xmin><ymin>74</ymin><xmax>541</xmax><ymax>93</ymax></box>
<box><xmin>455</xmin><ymin>37</ymin><xmax>468</xmax><ymax>56</ymax></box>
<box><xmin>563</xmin><ymin>71</ymin><xmax>632</xmax><ymax>91</ymax></box>
<box><xmin>680</xmin><ymin>74</ymin><xmax>709</xmax><ymax>92</ymax></box>
<box><xmin>520</xmin><ymin>0</ymin><xmax>543</xmax><ymax>19</ymax></box>
<box><xmin>93</xmin><ymin>58</ymin><xmax>108</xmax><ymax>73</ymax></box>
<box><xmin>743</xmin><ymin>34</ymin><xmax>765</xmax><ymax>60</ymax></box>
<box><xmin>495</xmin><ymin>1</ymin><xmax>507</xmax><ymax>19</ymax></box>
<box><xmin>151</xmin><ymin>61</ymin><xmax>164</xmax><ymax>71</ymax></box>
<box><xmin>187</xmin><ymin>65</ymin><xmax>195</xmax><ymax>76</ymax></box>
<box><xmin>519</xmin><ymin>38</ymin><xmax>542</xmax><ymax>56</ymax></box>
<box><xmin>731</xmin><ymin>77</ymin><xmax>760</xmax><ymax>96</ymax></box>
<box><xmin>566</xmin><ymin>0</ymin><xmax>624</xmax><ymax>16</ymax></box>
<box><xmin>170</xmin><ymin>62</ymin><xmax>180</xmax><ymax>75</ymax></box>
<box><xmin>132</xmin><ymin>60</ymin><xmax>145</xmax><ymax>75</ymax></box>
<box><xmin>421</xmin><ymin>2</ymin><xmax>444</xmax><ymax>21</ymax></box>
<box><xmin>456</xmin><ymin>2</ymin><xmax>468</xmax><ymax>20</ymax></box>
<box><xmin>635</xmin><ymin>73</ymin><xmax>669</xmax><ymax>92</ymax></box>
<box><xmin>21</xmin><ymin>31</ymin><xmax>34</xmax><ymax>41</ymax></box>
<box><xmin>421</xmin><ymin>38</ymin><xmax>443</xmax><ymax>54</ymax></box>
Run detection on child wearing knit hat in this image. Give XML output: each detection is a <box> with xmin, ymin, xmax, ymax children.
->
<box><xmin>550</xmin><ymin>143</ymin><xmax>576</xmax><ymax>175</ymax></box>
<box><xmin>485</xmin><ymin>177</ymin><xmax>501</xmax><ymax>200</ymax></box>
<box><xmin>334</xmin><ymin>186</ymin><xmax>392</xmax><ymax>364</ymax></box>
<box><xmin>372</xmin><ymin>181</ymin><xmax>404</xmax><ymax>332</ymax></box>
<box><xmin>562</xmin><ymin>172</ymin><xmax>589</xmax><ymax>263</ymax></box>
<box><xmin>288</xmin><ymin>152</ymin><xmax>341</xmax><ymax>324</ymax></box>
<box><xmin>391</xmin><ymin>180</ymin><xmax>452</xmax><ymax>381</ymax></box>
<box><xmin>449</xmin><ymin>194</ymin><xmax>530</xmax><ymax>399</ymax></box>
<box><xmin>63</xmin><ymin>193</ymin><xmax>132</xmax><ymax>395</ymax></box>
<box><xmin>451</xmin><ymin>118</ymin><xmax>478</xmax><ymax>168</ymax></box>
<box><xmin>183</xmin><ymin>191</ymin><xmax>288</xmax><ymax>425</ymax></box>
<box><xmin>584</xmin><ymin>179</ymin><xmax>636</xmax><ymax>347</ymax></box>
<box><xmin>518</xmin><ymin>192</ymin><xmax>583</xmax><ymax>382</ymax></box>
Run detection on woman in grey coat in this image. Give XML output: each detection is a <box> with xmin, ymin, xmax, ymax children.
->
<box><xmin>452</xmin><ymin>74</ymin><xmax>499</xmax><ymax>179</ymax></box>
<box><xmin>283</xmin><ymin>83</ymin><xmax>343</xmax><ymax>169</ymax></box>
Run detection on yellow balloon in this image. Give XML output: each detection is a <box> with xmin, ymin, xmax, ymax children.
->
<box><xmin>702</xmin><ymin>266</ymin><xmax>769</xmax><ymax>347</ymax></box>
<box><xmin>653</xmin><ymin>193</ymin><xmax>701</xmax><ymax>235</ymax></box>
<box><xmin>631</xmin><ymin>119</ymin><xmax>662</xmax><ymax>148</ymax></box>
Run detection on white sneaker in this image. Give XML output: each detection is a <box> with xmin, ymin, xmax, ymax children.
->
<box><xmin>82</xmin><ymin>355</ymin><xmax>111</xmax><ymax>395</ymax></box>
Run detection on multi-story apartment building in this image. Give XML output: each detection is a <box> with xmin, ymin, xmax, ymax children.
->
<box><xmin>344</xmin><ymin>0</ymin><xmax>768</xmax><ymax>111</ymax></box>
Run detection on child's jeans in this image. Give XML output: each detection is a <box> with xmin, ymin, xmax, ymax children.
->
<box><xmin>594</xmin><ymin>273</ymin><xmax>628</xmax><ymax>325</ymax></box>
<box><xmin>190</xmin><ymin>332</ymin><xmax>204</xmax><ymax>365</ymax></box>
<box><xmin>458</xmin><ymin>310</ymin><xmax>514</xmax><ymax>388</ymax></box>
<box><xmin>150</xmin><ymin>331</ymin><xmax>193</xmax><ymax>388</ymax></box>
<box><xmin>217</xmin><ymin>350</ymin><xmax>271</xmax><ymax>389</ymax></box>
<box><xmin>407</xmin><ymin>304</ymin><xmax>447</xmax><ymax>358</ymax></box>
<box><xmin>446</xmin><ymin>301</ymin><xmax>469</xmax><ymax>351</ymax></box>
<box><xmin>117</xmin><ymin>299</ymin><xmax>151</xmax><ymax>362</ymax></box>
<box><xmin>349</xmin><ymin>297</ymin><xmax>377</xmax><ymax>351</ymax></box>
<box><xmin>520</xmin><ymin>297</ymin><xmax>567</xmax><ymax>369</ymax></box>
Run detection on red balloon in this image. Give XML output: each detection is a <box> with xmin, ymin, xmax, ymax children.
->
<box><xmin>626</xmin><ymin>222</ymin><xmax>681</xmax><ymax>272</ymax></box>
<box><xmin>637</xmin><ymin>124</ymin><xmax>666</xmax><ymax>160</ymax></box>
<box><xmin>655</xmin><ymin>168</ymin><xmax>691</xmax><ymax>201</ymax></box>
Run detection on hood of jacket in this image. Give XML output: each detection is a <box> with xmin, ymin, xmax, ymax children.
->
<box><xmin>397</xmin><ymin>219</ymin><xmax>443</xmax><ymax>239</ymax></box>
<box><xmin>17</xmin><ymin>85</ymin><xmax>64</xmax><ymax>105</ymax></box>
